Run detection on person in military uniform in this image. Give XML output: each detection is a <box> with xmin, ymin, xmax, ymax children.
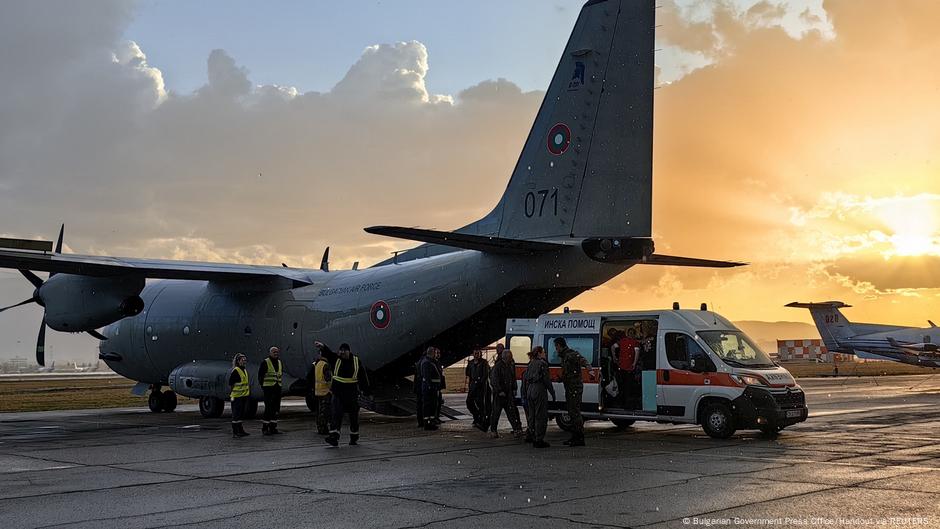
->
<box><xmin>316</xmin><ymin>341</ymin><xmax>371</xmax><ymax>446</ymax></box>
<box><xmin>419</xmin><ymin>346</ymin><xmax>443</xmax><ymax>431</ymax></box>
<box><xmin>228</xmin><ymin>353</ymin><xmax>251</xmax><ymax>438</ymax></box>
<box><xmin>522</xmin><ymin>346</ymin><xmax>555</xmax><ymax>448</ymax></box>
<box><xmin>258</xmin><ymin>346</ymin><xmax>284</xmax><ymax>435</ymax></box>
<box><xmin>464</xmin><ymin>349</ymin><xmax>490</xmax><ymax>431</ymax></box>
<box><xmin>555</xmin><ymin>336</ymin><xmax>586</xmax><ymax>446</ymax></box>
<box><xmin>489</xmin><ymin>348</ymin><xmax>523</xmax><ymax>438</ymax></box>
<box><xmin>306</xmin><ymin>349</ymin><xmax>332</xmax><ymax>435</ymax></box>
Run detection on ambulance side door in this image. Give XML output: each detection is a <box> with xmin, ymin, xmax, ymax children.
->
<box><xmin>659</xmin><ymin>331</ymin><xmax>714</xmax><ymax>421</ymax></box>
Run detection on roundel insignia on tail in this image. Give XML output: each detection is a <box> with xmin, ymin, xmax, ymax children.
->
<box><xmin>370</xmin><ymin>300</ymin><xmax>391</xmax><ymax>329</ymax></box>
<box><xmin>547</xmin><ymin>123</ymin><xmax>571</xmax><ymax>155</ymax></box>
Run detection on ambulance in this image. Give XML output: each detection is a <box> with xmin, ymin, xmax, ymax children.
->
<box><xmin>507</xmin><ymin>304</ymin><xmax>808</xmax><ymax>438</ymax></box>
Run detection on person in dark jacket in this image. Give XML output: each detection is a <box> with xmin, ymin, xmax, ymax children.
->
<box><xmin>419</xmin><ymin>347</ymin><xmax>443</xmax><ymax>431</ymax></box>
<box><xmin>556</xmin><ymin>337</ymin><xmax>587</xmax><ymax>447</ymax></box>
<box><xmin>433</xmin><ymin>347</ymin><xmax>446</xmax><ymax>425</ymax></box>
<box><xmin>489</xmin><ymin>348</ymin><xmax>523</xmax><ymax>438</ymax></box>
<box><xmin>257</xmin><ymin>346</ymin><xmax>284</xmax><ymax>435</ymax></box>
<box><xmin>522</xmin><ymin>346</ymin><xmax>556</xmax><ymax>448</ymax></box>
<box><xmin>464</xmin><ymin>349</ymin><xmax>490</xmax><ymax>431</ymax></box>
<box><xmin>315</xmin><ymin>341</ymin><xmax>371</xmax><ymax>446</ymax></box>
<box><xmin>228</xmin><ymin>353</ymin><xmax>251</xmax><ymax>438</ymax></box>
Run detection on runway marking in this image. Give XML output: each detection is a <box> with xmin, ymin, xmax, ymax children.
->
<box><xmin>809</xmin><ymin>403</ymin><xmax>933</xmax><ymax>417</ymax></box>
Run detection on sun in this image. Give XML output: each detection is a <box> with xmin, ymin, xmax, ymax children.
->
<box><xmin>877</xmin><ymin>198</ymin><xmax>940</xmax><ymax>257</ymax></box>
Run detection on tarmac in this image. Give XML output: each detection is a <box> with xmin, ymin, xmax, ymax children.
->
<box><xmin>2</xmin><ymin>375</ymin><xmax>940</xmax><ymax>529</ymax></box>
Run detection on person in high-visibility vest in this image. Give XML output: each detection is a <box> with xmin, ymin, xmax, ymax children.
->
<box><xmin>258</xmin><ymin>346</ymin><xmax>284</xmax><ymax>435</ymax></box>
<box><xmin>229</xmin><ymin>353</ymin><xmax>251</xmax><ymax>438</ymax></box>
<box><xmin>305</xmin><ymin>349</ymin><xmax>332</xmax><ymax>435</ymax></box>
<box><xmin>315</xmin><ymin>341</ymin><xmax>371</xmax><ymax>446</ymax></box>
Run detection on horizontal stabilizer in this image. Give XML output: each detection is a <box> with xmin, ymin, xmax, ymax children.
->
<box><xmin>364</xmin><ymin>226</ymin><xmax>569</xmax><ymax>254</ymax></box>
<box><xmin>638</xmin><ymin>254</ymin><xmax>746</xmax><ymax>268</ymax></box>
<box><xmin>785</xmin><ymin>301</ymin><xmax>852</xmax><ymax>309</ymax></box>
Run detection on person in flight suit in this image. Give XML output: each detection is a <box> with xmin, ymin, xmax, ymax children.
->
<box><xmin>555</xmin><ymin>336</ymin><xmax>587</xmax><ymax>447</ymax></box>
<box><xmin>316</xmin><ymin>341</ymin><xmax>371</xmax><ymax>446</ymax></box>
<box><xmin>420</xmin><ymin>346</ymin><xmax>443</xmax><ymax>431</ymax></box>
<box><xmin>229</xmin><ymin>353</ymin><xmax>251</xmax><ymax>438</ymax></box>
<box><xmin>489</xmin><ymin>348</ymin><xmax>523</xmax><ymax>438</ymax></box>
<box><xmin>433</xmin><ymin>347</ymin><xmax>446</xmax><ymax>425</ymax></box>
<box><xmin>306</xmin><ymin>349</ymin><xmax>332</xmax><ymax>435</ymax></box>
<box><xmin>258</xmin><ymin>346</ymin><xmax>284</xmax><ymax>435</ymax></box>
<box><xmin>464</xmin><ymin>349</ymin><xmax>490</xmax><ymax>431</ymax></box>
<box><xmin>522</xmin><ymin>346</ymin><xmax>556</xmax><ymax>448</ymax></box>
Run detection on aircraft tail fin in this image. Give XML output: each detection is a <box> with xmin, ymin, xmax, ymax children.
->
<box><xmin>785</xmin><ymin>301</ymin><xmax>855</xmax><ymax>352</ymax></box>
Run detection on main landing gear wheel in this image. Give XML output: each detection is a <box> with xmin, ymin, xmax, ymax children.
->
<box><xmin>160</xmin><ymin>390</ymin><xmax>178</xmax><ymax>412</ymax></box>
<box><xmin>554</xmin><ymin>413</ymin><xmax>574</xmax><ymax>432</ymax></box>
<box><xmin>244</xmin><ymin>399</ymin><xmax>259</xmax><ymax>420</ymax></box>
<box><xmin>199</xmin><ymin>396</ymin><xmax>224</xmax><ymax>419</ymax></box>
<box><xmin>610</xmin><ymin>418</ymin><xmax>635</xmax><ymax>428</ymax></box>
<box><xmin>148</xmin><ymin>391</ymin><xmax>163</xmax><ymax>413</ymax></box>
<box><xmin>701</xmin><ymin>402</ymin><xmax>736</xmax><ymax>439</ymax></box>
<box><xmin>305</xmin><ymin>393</ymin><xmax>317</xmax><ymax>413</ymax></box>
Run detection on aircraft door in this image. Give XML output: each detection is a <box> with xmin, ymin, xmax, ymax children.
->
<box><xmin>280</xmin><ymin>305</ymin><xmax>306</xmax><ymax>368</ymax></box>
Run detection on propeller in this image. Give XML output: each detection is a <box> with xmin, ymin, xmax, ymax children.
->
<box><xmin>0</xmin><ymin>224</ymin><xmax>107</xmax><ymax>367</ymax></box>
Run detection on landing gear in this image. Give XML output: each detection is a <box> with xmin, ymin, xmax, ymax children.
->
<box><xmin>244</xmin><ymin>399</ymin><xmax>258</xmax><ymax>420</ymax></box>
<box><xmin>305</xmin><ymin>393</ymin><xmax>317</xmax><ymax>413</ymax></box>
<box><xmin>148</xmin><ymin>390</ymin><xmax>163</xmax><ymax>413</ymax></box>
<box><xmin>199</xmin><ymin>396</ymin><xmax>225</xmax><ymax>418</ymax></box>
<box><xmin>160</xmin><ymin>390</ymin><xmax>177</xmax><ymax>412</ymax></box>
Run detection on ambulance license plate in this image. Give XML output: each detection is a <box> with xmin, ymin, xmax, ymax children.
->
<box><xmin>785</xmin><ymin>410</ymin><xmax>802</xmax><ymax>418</ymax></box>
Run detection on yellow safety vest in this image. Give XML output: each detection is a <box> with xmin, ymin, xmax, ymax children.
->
<box><xmin>314</xmin><ymin>360</ymin><xmax>331</xmax><ymax>396</ymax></box>
<box><xmin>262</xmin><ymin>357</ymin><xmax>282</xmax><ymax>387</ymax></box>
<box><xmin>231</xmin><ymin>367</ymin><xmax>249</xmax><ymax>399</ymax></box>
<box><xmin>332</xmin><ymin>356</ymin><xmax>359</xmax><ymax>384</ymax></box>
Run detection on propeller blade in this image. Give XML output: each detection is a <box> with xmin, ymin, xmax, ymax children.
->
<box><xmin>55</xmin><ymin>224</ymin><xmax>64</xmax><ymax>253</ymax></box>
<box><xmin>0</xmin><ymin>298</ymin><xmax>36</xmax><ymax>313</ymax></box>
<box><xmin>37</xmin><ymin>317</ymin><xmax>47</xmax><ymax>367</ymax></box>
<box><xmin>19</xmin><ymin>269</ymin><xmax>44</xmax><ymax>288</ymax></box>
<box><xmin>86</xmin><ymin>329</ymin><xmax>108</xmax><ymax>341</ymax></box>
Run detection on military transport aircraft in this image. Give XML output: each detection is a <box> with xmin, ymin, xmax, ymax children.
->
<box><xmin>787</xmin><ymin>301</ymin><xmax>940</xmax><ymax>368</ymax></box>
<box><xmin>0</xmin><ymin>0</ymin><xmax>742</xmax><ymax>418</ymax></box>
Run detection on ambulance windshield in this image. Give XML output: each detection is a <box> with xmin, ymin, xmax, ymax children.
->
<box><xmin>697</xmin><ymin>331</ymin><xmax>776</xmax><ymax>368</ymax></box>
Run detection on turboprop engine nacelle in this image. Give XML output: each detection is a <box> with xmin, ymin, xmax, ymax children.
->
<box><xmin>38</xmin><ymin>274</ymin><xmax>145</xmax><ymax>332</ymax></box>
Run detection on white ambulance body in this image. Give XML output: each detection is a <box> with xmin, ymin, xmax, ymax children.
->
<box><xmin>506</xmin><ymin>306</ymin><xmax>808</xmax><ymax>438</ymax></box>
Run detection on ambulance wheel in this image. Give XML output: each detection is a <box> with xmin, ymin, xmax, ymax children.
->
<box><xmin>611</xmin><ymin>419</ymin><xmax>635</xmax><ymax>428</ymax></box>
<box><xmin>701</xmin><ymin>402</ymin><xmax>736</xmax><ymax>439</ymax></box>
<box><xmin>148</xmin><ymin>391</ymin><xmax>163</xmax><ymax>413</ymax></box>
<box><xmin>305</xmin><ymin>393</ymin><xmax>317</xmax><ymax>413</ymax></box>
<box><xmin>554</xmin><ymin>414</ymin><xmax>574</xmax><ymax>432</ymax></box>
<box><xmin>160</xmin><ymin>390</ymin><xmax>177</xmax><ymax>412</ymax></box>
<box><xmin>243</xmin><ymin>399</ymin><xmax>258</xmax><ymax>420</ymax></box>
<box><xmin>199</xmin><ymin>396</ymin><xmax>224</xmax><ymax>419</ymax></box>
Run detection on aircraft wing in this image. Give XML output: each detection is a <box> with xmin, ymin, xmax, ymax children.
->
<box><xmin>639</xmin><ymin>254</ymin><xmax>746</xmax><ymax>268</ymax></box>
<box><xmin>0</xmin><ymin>248</ymin><xmax>313</xmax><ymax>285</ymax></box>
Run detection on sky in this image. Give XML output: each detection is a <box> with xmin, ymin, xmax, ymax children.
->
<box><xmin>0</xmin><ymin>0</ymin><xmax>938</xmax><ymax>362</ymax></box>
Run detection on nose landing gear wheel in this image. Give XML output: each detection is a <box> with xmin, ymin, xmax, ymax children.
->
<box><xmin>148</xmin><ymin>391</ymin><xmax>163</xmax><ymax>413</ymax></box>
<box><xmin>199</xmin><ymin>396</ymin><xmax>224</xmax><ymax>418</ymax></box>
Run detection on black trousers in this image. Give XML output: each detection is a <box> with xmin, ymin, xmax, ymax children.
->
<box><xmin>467</xmin><ymin>383</ymin><xmax>487</xmax><ymax>424</ymax></box>
<box><xmin>315</xmin><ymin>394</ymin><xmax>331</xmax><ymax>434</ymax></box>
<box><xmin>330</xmin><ymin>387</ymin><xmax>360</xmax><ymax>436</ymax></box>
<box><xmin>415</xmin><ymin>390</ymin><xmax>424</xmax><ymax>426</ymax></box>
<box><xmin>421</xmin><ymin>385</ymin><xmax>439</xmax><ymax>422</ymax></box>
<box><xmin>262</xmin><ymin>386</ymin><xmax>281</xmax><ymax>423</ymax></box>
<box><xmin>490</xmin><ymin>394</ymin><xmax>522</xmax><ymax>432</ymax></box>
<box><xmin>231</xmin><ymin>396</ymin><xmax>247</xmax><ymax>423</ymax></box>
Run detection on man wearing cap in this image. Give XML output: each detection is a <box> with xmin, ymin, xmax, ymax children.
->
<box><xmin>315</xmin><ymin>341</ymin><xmax>371</xmax><ymax>446</ymax></box>
<box><xmin>258</xmin><ymin>346</ymin><xmax>284</xmax><ymax>435</ymax></box>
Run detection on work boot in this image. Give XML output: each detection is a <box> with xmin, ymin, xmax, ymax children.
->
<box><xmin>324</xmin><ymin>433</ymin><xmax>339</xmax><ymax>447</ymax></box>
<box><xmin>236</xmin><ymin>424</ymin><xmax>250</xmax><ymax>437</ymax></box>
<box><xmin>262</xmin><ymin>423</ymin><xmax>272</xmax><ymax>436</ymax></box>
<box><xmin>568</xmin><ymin>436</ymin><xmax>585</xmax><ymax>447</ymax></box>
<box><xmin>424</xmin><ymin>423</ymin><xmax>438</xmax><ymax>431</ymax></box>
<box><xmin>533</xmin><ymin>440</ymin><xmax>550</xmax><ymax>449</ymax></box>
<box><xmin>232</xmin><ymin>423</ymin><xmax>240</xmax><ymax>439</ymax></box>
<box><xmin>349</xmin><ymin>434</ymin><xmax>359</xmax><ymax>446</ymax></box>
<box><xmin>271</xmin><ymin>423</ymin><xmax>284</xmax><ymax>434</ymax></box>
